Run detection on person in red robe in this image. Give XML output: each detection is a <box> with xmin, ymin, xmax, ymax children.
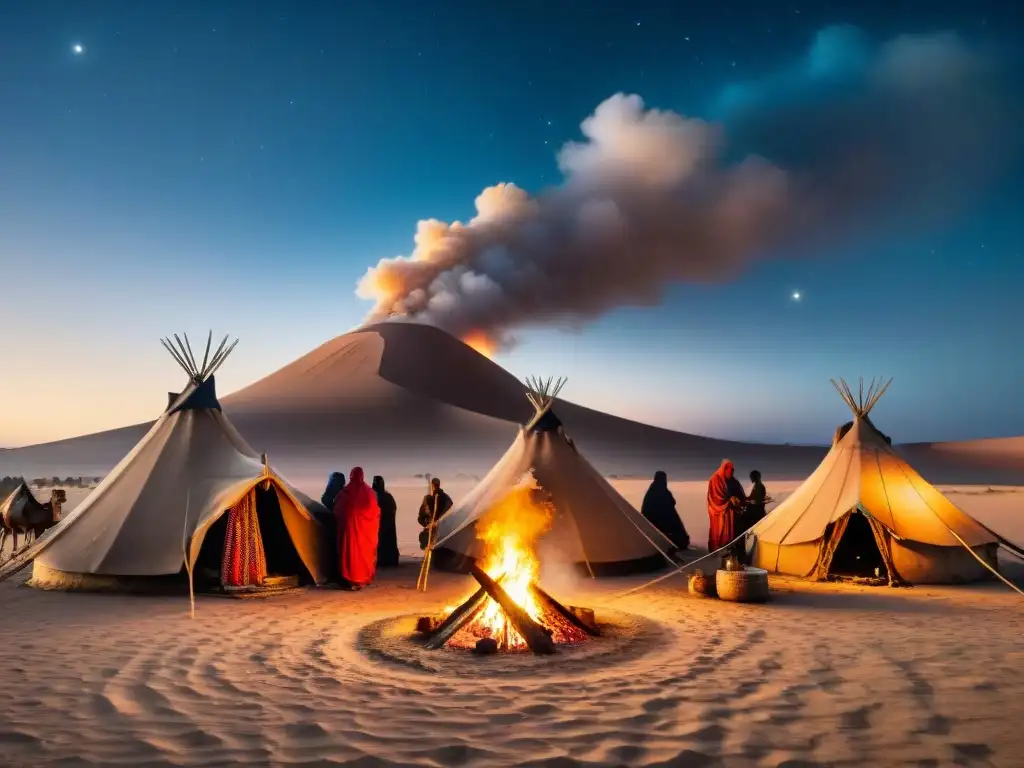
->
<box><xmin>333</xmin><ymin>467</ymin><xmax>381</xmax><ymax>590</ymax></box>
<box><xmin>707</xmin><ymin>459</ymin><xmax>746</xmax><ymax>554</ymax></box>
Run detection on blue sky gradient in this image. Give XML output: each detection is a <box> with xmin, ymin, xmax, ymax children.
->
<box><xmin>1</xmin><ymin>1</ymin><xmax>1021</xmax><ymax>447</ymax></box>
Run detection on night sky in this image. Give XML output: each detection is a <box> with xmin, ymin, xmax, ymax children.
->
<box><xmin>1</xmin><ymin>1</ymin><xmax>1022</xmax><ymax>447</ymax></box>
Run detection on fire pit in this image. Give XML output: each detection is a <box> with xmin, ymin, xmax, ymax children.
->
<box><xmin>417</xmin><ymin>564</ymin><xmax>599</xmax><ymax>654</ymax></box>
<box><xmin>417</xmin><ymin>483</ymin><xmax>600</xmax><ymax>654</ymax></box>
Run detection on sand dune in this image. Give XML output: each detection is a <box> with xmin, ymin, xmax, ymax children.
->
<box><xmin>1</xmin><ymin>561</ymin><xmax>1022</xmax><ymax>766</ymax></box>
<box><xmin>2</xmin><ymin>322</ymin><xmax>1023</xmax><ymax>486</ymax></box>
<box><xmin>2</xmin><ymin>480</ymin><xmax>1021</xmax><ymax>766</ymax></box>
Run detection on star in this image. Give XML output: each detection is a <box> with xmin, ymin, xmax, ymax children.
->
<box><xmin>791</xmin><ymin>291</ymin><xmax>802</xmax><ymax>302</ymax></box>
<box><xmin>72</xmin><ymin>43</ymin><xmax>84</xmax><ymax>55</ymax></box>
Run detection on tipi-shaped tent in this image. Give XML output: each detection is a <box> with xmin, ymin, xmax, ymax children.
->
<box><xmin>748</xmin><ymin>378</ymin><xmax>1005</xmax><ymax>585</ymax></box>
<box><xmin>4</xmin><ymin>333</ymin><xmax>330</xmax><ymax>596</ymax></box>
<box><xmin>432</xmin><ymin>377</ymin><xmax>677</xmax><ymax>576</ymax></box>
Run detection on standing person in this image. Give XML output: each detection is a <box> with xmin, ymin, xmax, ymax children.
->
<box><xmin>706</xmin><ymin>460</ymin><xmax>746</xmax><ymax>558</ymax></box>
<box><xmin>417</xmin><ymin>477</ymin><xmax>453</xmax><ymax>551</ymax></box>
<box><xmin>333</xmin><ymin>467</ymin><xmax>380</xmax><ymax>590</ymax></box>
<box><xmin>744</xmin><ymin>470</ymin><xmax>769</xmax><ymax>531</ymax></box>
<box><xmin>641</xmin><ymin>470</ymin><xmax>690</xmax><ymax>552</ymax></box>
<box><xmin>372</xmin><ymin>475</ymin><xmax>400</xmax><ymax>568</ymax></box>
<box><xmin>321</xmin><ymin>472</ymin><xmax>346</xmax><ymax>510</ymax></box>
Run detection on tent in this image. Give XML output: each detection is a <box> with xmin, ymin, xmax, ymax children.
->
<box><xmin>2</xmin><ymin>333</ymin><xmax>331</xmax><ymax>597</ymax></box>
<box><xmin>432</xmin><ymin>377</ymin><xmax>677</xmax><ymax>576</ymax></box>
<box><xmin>747</xmin><ymin>378</ymin><xmax>1010</xmax><ymax>585</ymax></box>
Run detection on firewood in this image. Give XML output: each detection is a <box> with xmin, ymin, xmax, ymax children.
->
<box><xmin>470</xmin><ymin>565</ymin><xmax>556</xmax><ymax>655</ymax></box>
<box><xmin>529</xmin><ymin>582</ymin><xmax>601</xmax><ymax>637</ymax></box>
<box><xmin>424</xmin><ymin>585</ymin><xmax>490</xmax><ymax>650</ymax></box>
<box><xmin>568</xmin><ymin>606</ymin><xmax>598</xmax><ymax>632</ymax></box>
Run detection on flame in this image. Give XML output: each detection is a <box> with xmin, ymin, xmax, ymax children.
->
<box><xmin>448</xmin><ymin>483</ymin><xmax>554</xmax><ymax>650</ymax></box>
<box><xmin>462</xmin><ymin>331</ymin><xmax>497</xmax><ymax>359</ymax></box>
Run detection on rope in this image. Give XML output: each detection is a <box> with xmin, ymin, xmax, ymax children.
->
<box><xmin>598</xmin><ymin>532</ymin><xmax>750</xmax><ymax>605</ymax></box>
<box><xmin>890</xmin><ymin>462</ymin><xmax>1024</xmax><ymax>598</ymax></box>
<box><xmin>937</xmin><ymin>521</ymin><xmax>1024</xmax><ymax>597</ymax></box>
<box><xmin>997</xmin><ymin>541</ymin><xmax>1024</xmax><ymax>562</ymax></box>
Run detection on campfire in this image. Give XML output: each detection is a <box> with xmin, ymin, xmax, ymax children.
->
<box><xmin>417</xmin><ymin>484</ymin><xmax>599</xmax><ymax>654</ymax></box>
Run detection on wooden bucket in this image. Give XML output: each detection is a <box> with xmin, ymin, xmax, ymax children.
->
<box><xmin>716</xmin><ymin>567</ymin><xmax>769</xmax><ymax>603</ymax></box>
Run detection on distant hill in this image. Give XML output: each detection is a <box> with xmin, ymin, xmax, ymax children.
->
<box><xmin>1</xmin><ymin>322</ymin><xmax>1022</xmax><ymax>486</ymax></box>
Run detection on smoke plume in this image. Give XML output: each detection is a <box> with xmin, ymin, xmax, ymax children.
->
<box><xmin>357</xmin><ymin>26</ymin><xmax>1021</xmax><ymax>353</ymax></box>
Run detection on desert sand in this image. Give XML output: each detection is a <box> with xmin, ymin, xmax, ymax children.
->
<box><xmin>1</xmin><ymin>478</ymin><xmax>1022</xmax><ymax>768</ymax></box>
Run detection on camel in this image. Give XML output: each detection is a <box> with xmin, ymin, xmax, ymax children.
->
<box><xmin>0</xmin><ymin>485</ymin><xmax>66</xmax><ymax>559</ymax></box>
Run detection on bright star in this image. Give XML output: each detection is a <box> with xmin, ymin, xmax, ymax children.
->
<box><xmin>792</xmin><ymin>291</ymin><xmax>802</xmax><ymax>301</ymax></box>
<box><xmin>72</xmin><ymin>43</ymin><xmax>84</xmax><ymax>55</ymax></box>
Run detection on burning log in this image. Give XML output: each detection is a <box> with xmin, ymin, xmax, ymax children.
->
<box><xmin>530</xmin><ymin>583</ymin><xmax>601</xmax><ymax>637</ymax></box>
<box><xmin>470</xmin><ymin>564</ymin><xmax>556</xmax><ymax>655</ymax></box>
<box><xmin>424</xmin><ymin>584</ymin><xmax>492</xmax><ymax>650</ymax></box>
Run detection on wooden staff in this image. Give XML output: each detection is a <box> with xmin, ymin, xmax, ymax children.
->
<box><xmin>416</xmin><ymin>474</ymin><xmax>441</xmax><ymax>592</ymax></box>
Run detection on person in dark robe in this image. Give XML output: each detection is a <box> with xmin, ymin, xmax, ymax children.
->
<box><xmin>417</xmin><ymin>477</ymin><xmax>453</xmax><ymax>551</ymax></box>
<box><xmin>744</xmin><ymin>470</ymin><xmax>768</xmax><ymax>531</ymax></box>
<box><xmin>707</xmin><ymin>459</ymin><xmax>746</xmax><ymax>556</ymax></box>
<box><xmin>333</xmin><ymin>467</ymin><xmax>380</xmax><ymax>590</ymax></box>
<box><xmin>641</xmin><ymin>471</ymin><xmax>690</xmax><ymax>552</ymax></box>
<box><xmin>321</xmin><ymin>472</ymin><xmax>346</xmax><ymax>510</ymax></box>
<box><xmin>372</xmin><ymin>475</ymin><xmax>400</xmax><ymax>568</ymax></box>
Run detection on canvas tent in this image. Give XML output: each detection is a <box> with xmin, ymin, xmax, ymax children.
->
<box><xmin>0</xmin><ymin>333</ymin><xmax>330</xmax><ymax>597</ymax></box>
<box><xmin>747</xmin><ymin>378</ymin><xmax>1009</xmax><ymax>585</ymax></box>
<box><xmin>432</xmin><ymin>377</ymin><xmax>677</xmax><ymax>576</ymax></box>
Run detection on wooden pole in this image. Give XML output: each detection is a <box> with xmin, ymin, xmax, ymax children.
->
<box><xmin>416</xmin><ymin>475</ymin><xmax>441</xmax><ymax>592</ymax></box>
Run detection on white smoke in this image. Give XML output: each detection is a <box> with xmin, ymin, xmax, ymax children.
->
<box><xmin>357</xmin><ymin>27</ymin><xmax>1021</xmax><ymax>351</ymax></box>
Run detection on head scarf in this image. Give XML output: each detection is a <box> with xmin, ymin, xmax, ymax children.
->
<box><xmin>372</xmin><ymin>475</ymin><xmax>385</xmax><ymax>493</ymax></box>
<box><xmin>652</xmin><ymin>470</ymin><xmax>668</xmax><ymax>487</ymax></box>
<box><xmin>341</xmin><ymin>466</ymin><xmax>375</xmax><ymax>510</ymax></box>
<box><xmin>321</xmin><ymin>471</ymin><xmax>346</xmax><ymax>510</ymax></box>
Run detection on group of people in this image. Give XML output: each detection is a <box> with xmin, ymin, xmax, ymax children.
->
<box><xmin>706</xmin><ymin>460</ymin><xmax>769</xmax><ymax>561</ymax></box>
<box><xmin>320</xmin><ymin>468</ymin><xmax>400</xmax><ymax>590</ymax></box>
<box><xmin>640</xmin><ymin>461</ymin><xmax>769</xmax><ymax>564</ymax></box>
<box><xmin>323</xmin><ymin>462</ymin><xmax>768</xmax><ymax>589</ymax></box>
<box><xmin>319</xmin><ymin>472</ymin><xmax>458</xmax><ymax>590</ymax></box>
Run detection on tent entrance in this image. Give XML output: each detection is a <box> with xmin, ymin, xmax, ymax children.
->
<box><xmin>826</xmin><ymin>511</ymin><xmax>889</xmax><ymax>580</ymax></box>
<box><xmin>194</xmin><ymin>484</ymin><xmax>310</xmax><ymax>592</ymax></box>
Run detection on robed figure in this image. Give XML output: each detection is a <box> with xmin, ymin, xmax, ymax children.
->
<box><xmin>333</xmin><ymin>467</ymin><xmax>380</xmax><ymax>589</ymax></box>
<box><xmin>707</xmin><ymin>460</ymin><xmax>746</xmax><ymax>553</ymax></box>
<box><xmin>372</xmin><ymin>475</ymin><xmax>400</xmax><ymax>568</ymax></box>
<box><xmin>641</xmin><ymin>471</ymin><xmax>690</xmax><ymax>551</ymax></box>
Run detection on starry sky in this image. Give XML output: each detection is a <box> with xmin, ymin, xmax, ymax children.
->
<box><xmin>1</xmin><ymin>1</ymin><xmax>1022</xmax><ymax>448</ymax></box>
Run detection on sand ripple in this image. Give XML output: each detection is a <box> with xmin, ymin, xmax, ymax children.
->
<box><xmin>1</xmin><ymin>564</ymin><xmax>1022</xmax><ymax>767</ymax></box>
